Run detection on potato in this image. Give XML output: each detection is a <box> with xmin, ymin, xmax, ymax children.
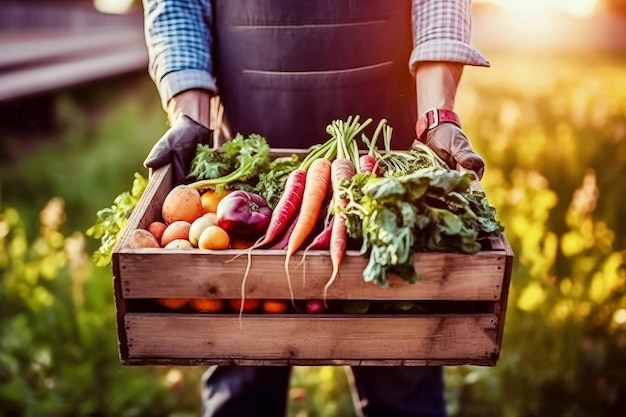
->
<box><xmin>126</xmin><ymin>229</ymin><xmax>160</xmax><ymax>249</ymax></box>
<box><xmin>198</xmin><ymin>225</ymin><xmax>230</xmax><ymax>250</ymax></box>
<box><xmin>189</xmin><ymin>216</ymin><xmax>216</xmax><ymax>247</ymax></box>
<box><xmin>164</xmin><ymin>239</ymin><xmax>194</xmax><ymax>250</ymax></box>
<box><xmin>162</xmin><ymin>185</ymin><xmax>204</xmax><ymax>224</ymax></box>
<box><xmin>147</xmin><ymin>221</ymin><xmax>167</xmax><ymax>242</ymax></box>
<box><xmin>160</xmin><ymin>220</ymin><xmax>192</xmax><ymax>247</ymax></box>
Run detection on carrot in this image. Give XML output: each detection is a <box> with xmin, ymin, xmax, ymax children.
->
<box><xmin>259</xmin><ymin>169</ymin><xmax>307</xmax><ymax>245</ymax></box>
<box><xmin>236</xmin><ymin>141</ymin><xmax>335</xmax><ymax>326</ymax></box>
<box><xmin>317</xmin><ymin>116</ymin><xmax>372</xmax><ymax>304</ymax></box>
<box><xmin>297</xmin><ymin>216</ymin><xmax>334</xmax><ymax>288</ymax></box>
<box><xmin>284</xmin><ymin>157</ymin><xmax>332</xmax><ymax>304</ymax></box>
<box><xmin>306</xmin><ymin>216</ymin><xmax>334</xmax><ymax>251</ymax></box>
<box><xmin>323</xmin><ymin>157</ymin><xmax>356</xmax><ymax>303</ymax></box>
<box><xmin>268</xmin><ymin>213</ymin><xmax>300</xmax><ymax>250</ymax></box>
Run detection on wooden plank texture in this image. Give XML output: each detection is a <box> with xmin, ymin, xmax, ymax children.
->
<box><xmin>125</xmin><ymin>313</ymin><xmax>499</xmax><ymax>365</ymax></box>
<box><xmin>117</xmin><ymin>248</ymin><xmax>507</xmax><ymax>301</ymax></box>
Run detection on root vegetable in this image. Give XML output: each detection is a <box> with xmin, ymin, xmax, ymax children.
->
<box><xmin>162</xmin><ymin>185</ymin><xmax>203</xmax><ymax>224</ymax></box>
<box><xmin>198</xmin><ymin>225</ymin><xmax>230</xmax><ymax>250</ymax></box>
<box><xmin>160</xmin><ymin>220</ymin><xmax>192</xmax><ymax>247</ymax></box>
<box><xmin>147</xmin><ymin>221</ymin><xmax>167</xmax><ymax>242</ymax></box>
<box><xmin>164</xmin><ymin>239</ymin><xmax>194</xmax><ymax>249</ymax></box>
<box><xmin>189</xmin><ymin>216</ymin><xmax>216</xmax><ymax>247</ymax></box>
<box><xmin>126</xmin><ymin>229</ymin><xmax>160</xmax><ymax>249</ymax></box>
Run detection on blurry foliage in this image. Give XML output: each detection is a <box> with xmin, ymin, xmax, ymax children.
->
<box><xmin>0</xmin><ymin>76</ymin><xmax>166</xmax><ymax>242</ymax></box>
<box><xmin>444</xmin><ymin>53</ymin><xmax>626</xmax><ymax>417</ymax></box>
<box><xmin>1</xmin><ymin>54</ymin><xmax>626</xmax><ymax>416</ymax></box>
<box><xmin>288</xmin><ymin>367</ymin><xmax>355</xmax><ymax>417</ymax></box>
<box><xmin>0</xmin><ymin>198</ymin><xmax>202</xmax><ymax>417</ymax></box>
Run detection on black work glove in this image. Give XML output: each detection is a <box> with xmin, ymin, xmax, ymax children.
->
<box><xmin>415</xmin><ymin>123</ymin><xmax>485</xmax><ymax>180</ymax></box>
<box><xmin>144</xmin><ymin>114</ymin><xmax>212</xmax><ymax>185</ymax></box>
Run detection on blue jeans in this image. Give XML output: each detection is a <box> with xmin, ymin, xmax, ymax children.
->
<box><xmin>201</xmin><ymin>366</ymin><xmax>447</xmax><ymax>417</ymax></box>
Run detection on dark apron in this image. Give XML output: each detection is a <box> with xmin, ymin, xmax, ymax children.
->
<box><xmin>213</xmin><ymin>0</ymin><xmax>416</xmax><ymax>150</ymax></box>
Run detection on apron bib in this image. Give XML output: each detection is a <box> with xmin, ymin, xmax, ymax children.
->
<box><xmin>213</xmin><ymin>0</ymin><xmax>415</xmax><ymax>149</ymax></box>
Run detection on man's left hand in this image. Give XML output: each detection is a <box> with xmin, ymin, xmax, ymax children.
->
<box><xmin>144</xmin><ymin>114</ymin><xmax>212</xmax><ymax>184</ymax></box>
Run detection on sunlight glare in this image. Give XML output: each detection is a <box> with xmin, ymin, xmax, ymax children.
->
<box><xmin>476</xmin><ymin>0</ymin><xmax>598</xmax><ymax>18</ymax></box>
<box><xmin>94</xmin><ymin>0</ymin><xmax>134</xmax><ymax>15</ymax></box>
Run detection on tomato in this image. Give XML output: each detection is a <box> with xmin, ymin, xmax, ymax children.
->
<box><xmin>201</xmin><ymin>190</ymin><xmax>232</xmax><ymax>214</ymax></box>
<box><xmin>158</xmin><ymin>298</ymin><xmax>189</xmax><ymax>310</ymax></box>
<box><xmin>228</xmin><ymin>299</ymin><xmax>261</xmax><ymax>313</ymax></box>
<box><xmin>191</xmin><ymin>298</ymin><xmax>225</xmax><ymax>313</ymax></box>
<box><xmin>262</xmin><ymin>300</ymin><xmax>288</xmax><ymax>314</ymax></box>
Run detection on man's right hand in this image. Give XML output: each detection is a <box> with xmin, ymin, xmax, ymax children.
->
<box><xmin>144</xmin><ymin>114</ymin><xmax>212</xmax><ymax>185</ymax></box>
<box><xmin>417</xmin><ymin>123</ymin><xmax>485</xmax><ymax>180</ymax></box>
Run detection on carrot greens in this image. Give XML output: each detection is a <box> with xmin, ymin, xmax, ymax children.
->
<box><xmin>337</xmin><ymin>167</ymin><xmax>504</xmax><ymax>288</ymax></box>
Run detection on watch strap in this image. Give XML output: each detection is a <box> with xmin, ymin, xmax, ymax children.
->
<box><xmin>415</xmin><ymin>108</ymin><xmax>462</xmax><ymax>142</ymax></box>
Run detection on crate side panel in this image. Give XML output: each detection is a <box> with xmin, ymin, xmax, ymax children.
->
<box><xmin>124</xmin><ymin>314</ymin><xmax>498</xmax><ymax>362</ymax></box>
<box><xmin>114</xmin><ymin>165</ymin><xmax>172</xmax><ymax>252</ymax></box>
<box><xmin>112</xmin><ymin>165</ymin><xmax>172</xmax><ymax>360</ymax></box>
<box><xmin>118</xmin><ymin>249</ymin><xmax>506</xmax><ymax>301</ymax></box>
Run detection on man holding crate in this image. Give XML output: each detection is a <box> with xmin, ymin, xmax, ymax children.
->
<box><xmin>142</xmin><ymin>0</ymin><xmax>488</xmax><ymax>416</ymax></box>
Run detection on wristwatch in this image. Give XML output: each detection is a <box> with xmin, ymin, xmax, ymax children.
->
<box><xmin>415</xmin><ymin>108</ymin><xmax>462</xmax><ymax>142</ymax></box>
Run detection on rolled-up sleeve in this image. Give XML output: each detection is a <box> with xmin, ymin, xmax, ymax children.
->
<box><xmin>143</xmin><ymin>0</ymin><xmax>217</xmax><ymax>110</ymax></box>
<box><xmin>410</xmin><ymin>0</ymin><xmax>489</xmax><ymax>75</ymax></box>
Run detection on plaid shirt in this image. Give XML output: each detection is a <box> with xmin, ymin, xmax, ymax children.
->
<box><xmin>143</xmin><ymin>0</ymin><xmax>489</xmax><ymax>109</ymax></box>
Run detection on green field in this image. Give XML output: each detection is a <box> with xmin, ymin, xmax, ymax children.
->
<box><xmin>1</xmin><ymin>52</ymin><xmax>625</xmax><ymax>417</ymax></box>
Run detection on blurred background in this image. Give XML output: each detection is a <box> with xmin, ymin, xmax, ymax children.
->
<box><xmin>1</xmin><ymin>0</ymin><xmax>625</xmax><ymax>416</ymax></box>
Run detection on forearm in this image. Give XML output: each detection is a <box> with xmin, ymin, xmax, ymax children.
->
<box><xmin>410</xmin><ymin>0</ymin><xmax>487</xmax><ymax>116</ymax></box>
<box><xmin>414</xmin><ymin>62</ymin><xmax>463</xmax><ymax>115</ymax></box>
<box><xmin>142</xmin><ymin>0</ymin><xmax>216</xmax><ymax>113</ymax></box>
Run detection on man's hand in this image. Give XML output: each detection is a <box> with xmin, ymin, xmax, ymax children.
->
<box><xmin>144</xmin><ymin>114</ymin><xmax>212</xmax><ymax>184</ymax></box>
<box><xmin>414</xmin><ymin>62</ymin><xmax>484</xmax><ymax>179</ymax></box>
<box><xmin>416</xmin><ymin>123</ymin><xmax>485</xmax><ymax>180</ymax></box>
<box><xmin>167</xmin><ymin>89</ymin><xmax>211</xmax><ymax>129</ymax></box>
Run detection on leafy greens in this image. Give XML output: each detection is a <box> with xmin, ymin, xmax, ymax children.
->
<box><xmin>86</xmin><ymin>172</ymin><xmax>147</xmax><ymax>267</ymax></box>
<box><xmin>337</xmin><ymin>167</ymin><xmax>503</xmax><ymax>288</ymax></box>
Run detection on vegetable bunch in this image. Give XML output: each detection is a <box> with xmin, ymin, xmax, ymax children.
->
<box><xmin>336</xmin><ymin>166</ymin><xmax>503</xmax><ymax>287</ymax></box>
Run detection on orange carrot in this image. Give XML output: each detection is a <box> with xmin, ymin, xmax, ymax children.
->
<box><xmin>297</xmin><ymin>216</ymin><xmax>334</xmax><ymax>288</ymax></box>
<box><xmin>284</xmin><ymin>157</ymin><xmax>332</xmax><ymax>303</ymax></box>
<box><xmin>235</xmin><ymin>141</ymin><xmax>335</xmax><ymax>326</ymax></box>
<box><xmin>323</xmin><ymin>157</ymin><xmax>356</xmax><ymax>303</ymax></box>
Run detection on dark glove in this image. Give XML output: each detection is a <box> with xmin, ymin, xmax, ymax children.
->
<box><xmin>416</xmin><ymin>123</ymin><xmax>485</xmax><ymax>180</ymax></box>
<box><xmin>144</xmin><ymin>114</ymin><xmax>212</xmax><ymax>185</ymax></box>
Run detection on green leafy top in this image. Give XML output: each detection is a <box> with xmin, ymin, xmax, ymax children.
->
<box><xmin>86</xmin><ymin>172</ymin><xmax>147</xmax><ymax>267</ymax></box>
<box><xmin>187</xmin><ymin>133</ymin><xmax>271</xmax><ymax>193</ymax></box>
<box><xmin>338</xmin><ymin>168</ymin><xmax>503</xmax><ymax>288</ymax></box>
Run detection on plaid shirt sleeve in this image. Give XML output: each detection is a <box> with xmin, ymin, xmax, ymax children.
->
<box><xmin>143</xmin><ymin>0</ymin><xmax>487</xmax><ymax>109</ymax></box>
<box><xmin>143</xmin><ymin>0</ymin><xmax>216</xmax><ymax>110</ymax></box>
<box><xmin>410</xmin><ymin>0</ymin><xmax>489</xmax><ymax>74</ymax></box>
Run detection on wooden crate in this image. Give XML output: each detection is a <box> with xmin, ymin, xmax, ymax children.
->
<box><xmin>112</xmin><ymin>149</ymin><xmax>514</xmax><ymax>366</ymax></box>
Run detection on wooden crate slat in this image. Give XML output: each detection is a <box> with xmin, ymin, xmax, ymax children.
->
<box><xmin>125</xmin><ymin>314</ymin><xmax>498</xmax><ymax>364</ymax></box>
<box><xmin>118</xmin><ymin>248</ymin><xmax>506</xmax><ymax>301</ymax></box>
